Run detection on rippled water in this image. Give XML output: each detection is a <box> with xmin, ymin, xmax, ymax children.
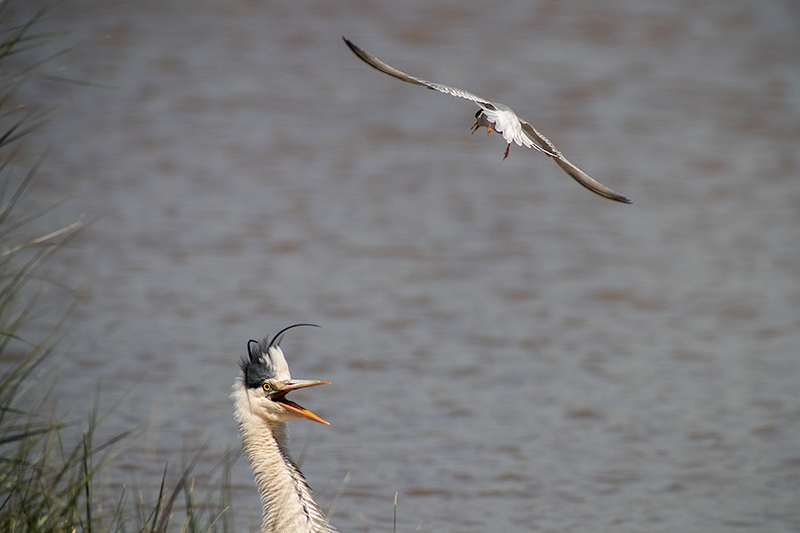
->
<box><xmin>15</xmin><ymin>0</ymin><xmax>800</xmax><ymax>531</ymax></box>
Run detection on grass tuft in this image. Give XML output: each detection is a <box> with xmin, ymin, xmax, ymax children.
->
<box><xmin>0</xmin><ymin>3</ymin><xmax>237</xmax><ymax>532</ymax></box>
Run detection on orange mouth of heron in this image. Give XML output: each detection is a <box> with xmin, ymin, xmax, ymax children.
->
<box><xmin>272</xmin><ymin>381</ymin><xmax>331</xmax><ymax>425</ymax></box>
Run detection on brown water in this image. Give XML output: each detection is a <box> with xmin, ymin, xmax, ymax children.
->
<box><xmin>15</xmin><ymin>0</ymin><xmax>800</xmax><ymax>531</ymax></box>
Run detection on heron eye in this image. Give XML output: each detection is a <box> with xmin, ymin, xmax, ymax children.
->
<box><xmin>262</xmin><ymin>382</ymin><xmax>272</xmax><ymax>392</ymax></box>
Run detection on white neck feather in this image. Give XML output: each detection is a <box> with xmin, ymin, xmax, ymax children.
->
<box><xmin>233</xmin><ymin>386</ymin><xmax>336</xmax><ymax>533</ymax></box>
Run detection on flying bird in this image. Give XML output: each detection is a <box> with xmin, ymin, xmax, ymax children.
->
<box><xmin>343</xmin><ymin>37</ymin><xmax>632</xmax><ymax>204</ymax></box>
<box><xmin>232</xmin><ymin>324</ymin><xmax>337</xmax><ymax>533</ymax></box>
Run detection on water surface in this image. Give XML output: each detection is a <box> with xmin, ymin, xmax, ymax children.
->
<box><xmin>17</xmin><ymin>0</ymin><xmax>800</xmax><ymax>531</ymax></box>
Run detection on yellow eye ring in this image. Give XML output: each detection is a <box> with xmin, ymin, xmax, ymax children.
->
<box><xmin>262</xmin><ymin>382</ymin><xmax>272</xmax><ymax>392</ymax></box>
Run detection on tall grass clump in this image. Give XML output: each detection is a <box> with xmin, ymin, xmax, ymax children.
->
<box><xmin>0</xmin><ymin>3</ymin><xmax>237</xmax><ymax>532</ymax></box>
<box><xmin>0</xmin><ymin>2</ymin><xmax>106</xmax><ymax>531</ymax></box>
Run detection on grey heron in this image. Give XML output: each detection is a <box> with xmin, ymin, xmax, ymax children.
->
<box><xmin>343</xmin><ymin>37</ymin><xmax>632</xmax><ymax>204</ymax></box>
<box><xmin>232</xmin><ymin>324</ymin><xmax>337</xmax><ymax>533</ymax></box>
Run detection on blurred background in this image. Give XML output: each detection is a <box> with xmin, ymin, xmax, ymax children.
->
<box><xmin>16</xmin><ymin>0</ymin><xmax>800</xmax><ymax>531</ymax></box>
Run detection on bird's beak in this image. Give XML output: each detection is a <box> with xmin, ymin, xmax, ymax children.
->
<box><xmin>471</xmin><ymin>120</ymin><xmax>479</xmax><ymax>134</ymax></box>
<box><xmin>274</xmin><ymin>380</ymin><xmax>331</xmax><ymax>425</ymax></box>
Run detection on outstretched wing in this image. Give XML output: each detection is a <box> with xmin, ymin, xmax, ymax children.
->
<box><xmin>520</xmin><ymin>121</ymin><xmax>632</xmax><ymax>204</ymax></box>
<box><xmin>344</xmin><ymin>37</ymin><xmax>632</xmax><ymax>204</ymax></box>
<box><xmin>344</xmin><ymin>37</ymin><xmax>497</xmax><ymax>110</ymax></box>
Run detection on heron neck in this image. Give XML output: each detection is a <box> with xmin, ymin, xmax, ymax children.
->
<box><xmin>234</xmin><ymin>390</ymin><xmax>335</xmax><ymax>533</ymax></box>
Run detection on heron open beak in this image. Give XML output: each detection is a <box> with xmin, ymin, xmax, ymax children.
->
<box><xmin>273</xmin><ymin>380</ymin><xmax>331</xmax><ymax>425</ymax></box>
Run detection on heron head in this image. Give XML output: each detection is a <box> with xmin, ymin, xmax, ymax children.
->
<box><xmin>239</xmin><ymin>324</ymin><xmax>330</xmax><ymax>425</ymax></box>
